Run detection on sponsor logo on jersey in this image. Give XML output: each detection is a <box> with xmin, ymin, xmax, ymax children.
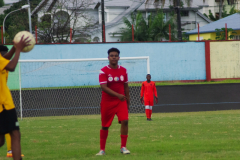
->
<box><xmin>108</xmin><ymin>77</ymin><xmax>113</xmax><ymax>82</ymax></box>
<box><xmin>120</xmin><ymin>75</ymin><xmax>124</xmax><ymax>81</ymax></box>
<box><xmin>108</xmin><ymin>74</ymin><xmax>112</xmax><ymax>77</ymax></box>
<box><xmin>114</xmin><ymin>77</ymin><xmax>119</xmax><ymax>81</ymax></box>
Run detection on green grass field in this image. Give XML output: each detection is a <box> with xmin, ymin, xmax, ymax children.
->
<box><xmin>1</xmin><ymin>110</ymin><xmax>240</xmax><ymax>160</ymax></box>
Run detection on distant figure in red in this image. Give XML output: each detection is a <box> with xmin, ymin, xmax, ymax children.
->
<box><xmin>140</xmin><ymin>74</ymin><xmax>158</xmax><ymax>121</ymax></box>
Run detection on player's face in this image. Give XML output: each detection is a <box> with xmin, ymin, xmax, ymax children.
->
<box><xmin>146</xmin><ymin>75</ymin><xmax>151</xmax><ymax>81</ymax></box>
<box><xmin>108</xmin><ymin>52</ymin><xmax>119</xmax><ymax>65</ymax></box>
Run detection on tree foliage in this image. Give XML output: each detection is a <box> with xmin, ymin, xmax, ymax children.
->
<box><xmin>215</xmin><ymin>28</ymin><xmax>237</xmax><ymax>40</ymax></box>
<box><xmin>36</xmin><ymin>0</ymin><xmax>98</xmax><ymax>43</ymax></box>
<box><xmin>204</xmin><ymin>4</ymin><xmax>240</xmax><ymax>21</ymax></box>
<box><xmin>120</xmin><ymin>11</ymin><xmax>177</xmax><ymax>41</ymax></box>
<box><xmin>0</xmin><ymin>0</ymin><xmax>4</xmax><ymax>7</ymax></box>
<box><xmin>0</xmin><ymin>0</ymin><xmax>41</xmax><ymax>43</ymax></box>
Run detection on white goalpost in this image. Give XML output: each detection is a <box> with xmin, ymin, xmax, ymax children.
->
<box><xmin>16</xmin><ymin>56</ymin><xmax>150</xmax><ymax>119</ymax></box>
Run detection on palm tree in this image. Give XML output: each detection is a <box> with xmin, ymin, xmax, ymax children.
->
<box><xmin>119</xmin><ymin>11</ymin><xmax>176</xmax><ymax>41</ymax></box>
<box><xmin>120</xmin><ymin>12</ymin><xmax>151</xmax><ymax>41</ymax></box>
<box><xmin>150</xmin><ymin>11</ymin><xmax>177</xmax><ymax>41</ymax></box>
<box><xmin>145</xmin><ymin>0</ymin><xmax>206</xmax><ymax>40</ymax></box>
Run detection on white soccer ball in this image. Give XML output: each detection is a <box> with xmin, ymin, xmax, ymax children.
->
<box><xmin>13</xmin><ymin>31</ymin><xmax>36</xmax><ymax>52</ymax></box>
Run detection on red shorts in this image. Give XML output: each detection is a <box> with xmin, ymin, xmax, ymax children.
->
<box><xmin>144</xmin><ymin>99</ymin><xmax>154</xmax><ymax>106</ymax></box>
<box><xmin>100</xmin><ymin>100</ymin><xmax>128</xmax><ymax>127</ymax></box>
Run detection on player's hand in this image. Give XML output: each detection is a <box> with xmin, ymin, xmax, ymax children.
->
<box><xmin>140</xmin><ymin>97</ymin><xmax>144</xmax><ymax>104</ymax></box>
<box><xmin>117</xmin><ymin>94</ymin><xmax>127</xmax><ymax>101</ymax></box>
<box><xmin>13</xmin><ymin>35</ymin><xmax>31</xmax><ymax>51</ymax></box>
<box><xmin>127</xmin><ymin>98</ymin><xmax>130</xmax><ymax>110</ymax></box>
<box><xmin>155</xmin><ymin>97</ymin><xmax>158</xmax><ymax>104</ymax></box>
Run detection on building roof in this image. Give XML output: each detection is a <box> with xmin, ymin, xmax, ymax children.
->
<box><xmin>186</xmin><ymin>13</ymin><xmax>240</xmax><ymax>35</ymax></box>
<box><xmin>0</xmin><ymin>4</ymin><xmax>12</xmax><ymax>14</ymax></box>
<box><xmin>32</xmin><ymin>0</ymin><xmax>100</xmax><ymax>15</ymax></box>
<box><xmin>137</xmin><ymin>0</ymin><xmax>204</xmax><ymax>11</ymax></box>
<box><xmin>86</xmin><ymin>0</ymin><xmax>145</xmax><ymax>34</ymax></box>
<box><xmin>4</xmin><ymin>0</ymin><xmax>20</xmax><ymax>4</ymax></box>
<box><xmin>197</xmin><ymin>11</ymin><xmax>212</xmax><ymax>23</ymax></box>
<box><xmin>104</xmin><ymin>0</ymin><xmax>134</xmax><ymax>7</ymax></box>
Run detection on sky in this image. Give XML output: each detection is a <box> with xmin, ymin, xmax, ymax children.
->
<box><xmin>4</xmin><ymin>0</ymin><xmax>20</xmax><ymax>4</ymax></box>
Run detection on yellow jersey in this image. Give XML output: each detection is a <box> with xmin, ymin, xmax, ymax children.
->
<box><xmin>0</xmin><ymin>54</ymin><xmax>15</xmax><ymax>113</ymax></box>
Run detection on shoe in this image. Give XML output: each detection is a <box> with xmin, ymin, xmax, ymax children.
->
<box><xmin>7</xmin><ymin>150</ymin><xmax>12</xmax><ymax>157</ymax></box>
<box><xmin>120</xmin><ymin>147</ymin><xmax>130</xmax><ymax>154</ymax></box>
<box><xmin>149</xmin><ymin>118</ymin><xmax>152</xmax><ymax>121</ymax></box>
<box><xmin>6</xmin><ymin>151</ymin><xmax>24</xmax><ymax>157</ymax></box>
<box><xmin>96</xmin><ymin>150</ymin><xmax>105</xmax><ymax>155</ymax></box>
<box><xmin>147</xmin><ymin>118</ymin><xmax>150</xmax><ymax>121</ymax></box>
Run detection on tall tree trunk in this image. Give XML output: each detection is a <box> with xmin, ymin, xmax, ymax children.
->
<box><xmin>101</xmin><ymin>0</ymin><xmax>105</xmax><ymax>42</ymax></box>
<box><xmin>219</xmin><ymin>0</ymin><xmax>222</xmax><ymax>19</ymax></box>
<box><xmin>176</xmin><ymin>0</ymin><xmax>182</xmax><ymax>41</ymax></box>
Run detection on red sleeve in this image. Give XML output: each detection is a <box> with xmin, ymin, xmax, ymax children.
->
<box><xmin>99</xmin><ymin>69</ymin><xmax>107</xmax><ymax>85</ymax></box>
<box><xmin>153</xmin><ymin>82</ymin><xmax>158</xmax><ymax>97</ymax></box>
<box><xmin>140</xmin><ymin>82</ymin><xmax>144</xmax><ymax>97</ymax></box>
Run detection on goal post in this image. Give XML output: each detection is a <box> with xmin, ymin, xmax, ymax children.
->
<box><xmin>16</xmin><ymin>56</ymin><xmax>150</xmax><ymax>119</ymax></box>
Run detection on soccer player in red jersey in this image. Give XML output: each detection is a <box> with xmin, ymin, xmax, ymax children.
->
<box><xmin>140</xmin><ymin>74</ymin><xmax>158</xmax><ymax>121</ymax></box>
<box><xmin>96</xmin><ymin>48</ymin><xmax>130</xmax><ymax>155</ymax></box>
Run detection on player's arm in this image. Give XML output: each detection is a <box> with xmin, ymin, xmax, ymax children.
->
<box><xmin>100</xmin><ymin>84</ymin><xmax>127</xmax><ymax>101</ymax></box>
<box><xmin>153</xmin><ymin>82</ymin><xmax>158</xmax><ymax>104</ymax></box>
<box><xmin>3</xmin><ymin>46</ymin><xmax>16</xmax><ymax>60</ymax></box>
<box><xmin>124</xmin><ymin>83</ymin><xmax>130</xmax><ymax>109</ymax></box>
<box><xmin>140</xmin><ymin>83</ymin><xmax>144</xmax><ymax>104</ymax></box>
<box><xmin>5</xmin><ymin>36</ymin><xmax>30</xmax><ymax>72</ymax></box>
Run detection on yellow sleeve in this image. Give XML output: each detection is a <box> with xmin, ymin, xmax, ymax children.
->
<box><xmin>0</xmin><ymin>54</ymin><xmax>9</xmax><ymax>71</ymax></box>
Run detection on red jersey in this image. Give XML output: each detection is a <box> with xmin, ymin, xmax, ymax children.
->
<box><xmin>99</xmin><ymin>65</ymin><xmax>128</xmax><ymax>101</ymax></box>
<box><xmin>140</xmin><ymin>81</ymin><xmax>158</xmax><ymax>101</ymax></box>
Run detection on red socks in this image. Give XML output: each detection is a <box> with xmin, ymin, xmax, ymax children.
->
<box><xmin>120</xmin><ymin>135</ymin><xmax>128</xmax><ymax>148</ymax></box>
<box><xmin>100</xmin><ymin>129</ymin><xmax>108</xmax><ymax>151</ymax></box>
<box><xmin>149</xmin><ymin>110</ymin><xmax>152</xmax><ymax>118</ymax></box>
<box><xmin>145</xmin><ymin>109</ymin><xmax>149</xmax><ymax>118</ymax></box>
<box><xmin>145</xmin><ymin>109</ymin><xmax>152</xmax><ymax>119</ymax></box>
<box><xmin>100</xmin><ymin>130</ymin><xmax>128</xmax><ymax>150</ymax></box>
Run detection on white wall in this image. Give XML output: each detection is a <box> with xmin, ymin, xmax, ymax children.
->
<box><xmin>172</xmin><ymin>10</ymin><xmax>209</xmax><ymax>32</ymax></box>
<box><xmin>201</xmin><ymin>0</ymin><xmax>240</xmax><ymax>17</ymax></box>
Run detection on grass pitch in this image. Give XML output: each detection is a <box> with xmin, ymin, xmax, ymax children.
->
<box><xmin>1</xmin><ymin>110</ymin><xmax>240</xmax><ymax>160</ymax></box>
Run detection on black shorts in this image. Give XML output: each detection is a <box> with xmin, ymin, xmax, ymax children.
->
<box><xmin>0</xmin><ymin>106</ymin><xmax>19</xmax><ymax>135</ymax></box>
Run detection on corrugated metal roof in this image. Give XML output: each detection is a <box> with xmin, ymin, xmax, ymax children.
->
<box><xmin>104</xmin><ymin>0</ymin><xmax>134</xmax><ymax>7</ymax></box>
<box><xmin>137</xmin><ymin>0</ymin><xmax>203</xmax><ymax>11</ymax></box>
<box><xmin>64</xmin><ymin>0</ymin><xmax>99</xmax><ymax>9</ymax></box>
<box><xmin>197</xmin><ymin>11</ymin><xmax>212</xmax><ymax>23</ymax></box>
<box><xmin>186</xmin><ymin>13</ymin><xmax>240</xmax><ymax>34</ymax></box>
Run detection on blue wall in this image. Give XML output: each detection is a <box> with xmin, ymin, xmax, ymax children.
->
<box><xmin>20</xmin><ymin>42</ymin><xmax>206</xmax><ymax>88</ymax></box>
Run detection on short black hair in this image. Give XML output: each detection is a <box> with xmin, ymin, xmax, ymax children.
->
<box><xmin>146</xmin><ymin>74</ymin><xmax>151</xmax><ymax>76</ymax></box>
<box><xmin>108</xmin><ymin>48</ymin><xmax>120</xmax><ymax>55</ymax></box>
<box><xmin>0</xmin><ymin>45</ymin><xmax>9</xmax><ymax>52</ymax></box>
<box><xmin>0</xmin><ymin>45</ymin><xmax>9</xmax><ymax>56</ymax></box>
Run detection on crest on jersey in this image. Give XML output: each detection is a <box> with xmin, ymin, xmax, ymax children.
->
<box><xmin>114</xmin><ymin>77</ymin><xmax>119</xmax><ymax>81</ymax></box>
<box><xmin>108</xmin><ymin>77</ymin><xmax>113</xmax><ymax>82</ymax></box>
<box><xmin>120</xmin><ymin>75</ymin><xmax>124</xmax><ymax>81</ymax></box>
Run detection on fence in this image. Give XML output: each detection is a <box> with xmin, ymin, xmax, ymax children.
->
<box><xmin>1</xmin><ymin>22</ymin><xmax>233</xmax><ymax>44</ymax></box>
